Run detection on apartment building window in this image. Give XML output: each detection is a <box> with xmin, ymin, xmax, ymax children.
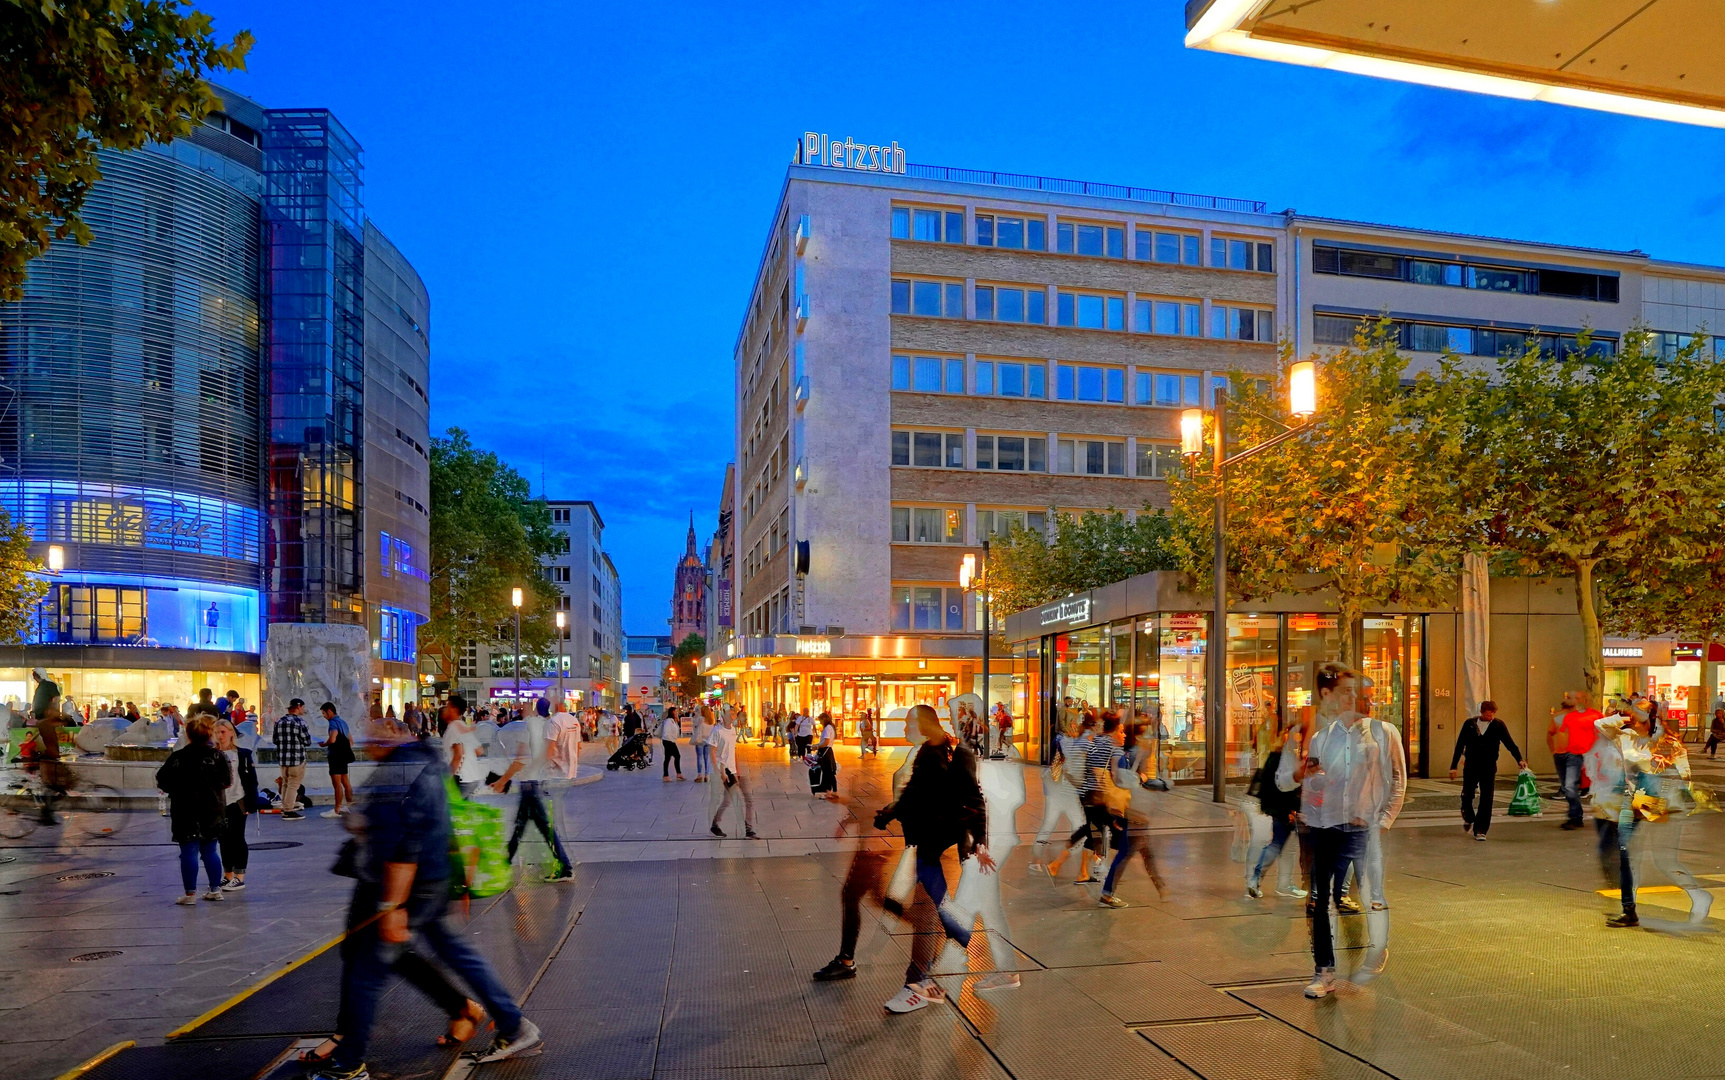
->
<box><xmin>1210</xmin><ymin>306</ymin><xmax>1276</xmax><ymax>342</ymax></box>
<box><xmin>551</xmin><ymin>507</ymin><xmax>570</xmax><ymax>524</ymax></box>
<box><xmin>1135</xmin><ymin>229</ymin><xmax>1201</xmax><ymax>266</ymax></box>
<box><xmin>459</xmin><ymin>641</ymin><xmax>479</xmax><ymax>678</ymax></box>
<box><xmin>1057</xmin><ymin>438</ymin><xmax>1126</xmax><ymax>476</ymax></box>
<box><xmin>891</xmin><ymin>354</ymin><xmax>964</xmax><ymax>394</ymax></box>
<box><xmin>1055</xmin><ymin>363</ymin><xmax>1126</xmax><ymax>404</ymax></box>
<box><xmin>977</xmin><ymin>509</ymin><xmax>1047</xmax><ymax>541</ymax></box>
<box><xmin>591</xmin><ymin>602</ymin><xmax>602</xmax><ymax>623</ymax></box>
<box><xmin>1136</xmin><ymin>442</ymin><xmax>1182</xmax><ymax>478</ymax></box>
<box><xmin>1135</xmin><ymin>370</ymin><xmax>1204</xmax><ymax>407</ymax></box>
<box><xmin>556</xmin><ymin>535</ymin><xmax>570</xmax><ymax>554</ymax></box>
<box><xmin>1312</xmin><ymin>244</ymin><xmax>1619</xmax><ymax>302</ymax></box>
<box><xmin>592</xmin><ymin>629</ymin><xmax>603</xmax><ymax>648</ymax></box>
<box><xmin>891</xmin><ymin>585</ymin><xmax>966</xmax><ymax>631</ymax></box>
<box><xmin>973</xmin><ymin>213</ymin><xmax>1047</xmax><ymax>251</ymax></box>
<box><xmin>1056</xmin><ymin>290</ymin><xmax>1125</xmax><ymax>330</ymax></box>
<box><xmin>891</xmin><ymin>506</ymin><xmax>964</xmax><ymax>544</ymax></box>
<box><xmin>1313</xmin><ymin>312</ymin><xmax>1618</xmax><ymax>359</ymax></box>
<box><xmin>1133</xmin><ymin>298</ymin><xmax>1203</xmax><ymax>336</ymax></box>
<box><xmin>891</xmin><ymin>429</ymin><xmax>965</xmax><ymax>468</ymax></box>
<box><xmin>1210</xmin><ymin>236</ymin><xmax>1275</xmax><ymax>272</ymax></box>
<box><xmin>592</xmin><ymin>574</ymin><xmax>602</xmax><ymax>595</ymax></box>
<box><xmin>975</xmin><ymin>434</ymin><xmax>1047</xmax><ymax>472</ymax></box>
<box><xmin>973</xmin><ymin>360</ymin><xmax>1045</xmax><ymax>399</ymax></box>
<box><xmin>1056</xmin><ymin>220</ymin><xmax>1125</xmax><ymax>259</ymax></box>
<box><xmin>891</xmin><ymin>205</ymin><xmax>964</xmax><ymax>244</ymax></box>
<box><xmin>546</xmin><ymin>566</ymin><xmax>571</xmax><ymax>583</ymax></box>
<box><xmin>973</xmin><ymin>284</ymin><xmax>1047</xmax><ymax>324</ymax></box>
<box><xmin>891</xmin><ymin>277</ymin><xmax>964</xmax><ymax>318</ymax></box>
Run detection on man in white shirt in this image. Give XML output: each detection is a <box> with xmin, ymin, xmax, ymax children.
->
<box><xmin>795</xmin><ymin>711</ymin><xmax>815</xmax><ymax>758</ymax></box>
<box><xmin>492</xmin><ymin>699</ymin><xmax>573</xmax><ymax>881</ymax></box>
<box><xmin>660</xmin><ymin>708</ymin><xmax>685</xmax><ymax>782</ymax></box>
<box><xmin>546</xmin><ymin>699</ymin><xmax>580</xmax><ymax>780</ymax></box>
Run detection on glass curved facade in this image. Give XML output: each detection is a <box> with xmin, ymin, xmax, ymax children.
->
<box><xmin>0</xmin><ymin>146</ymin><xmax>264</xmax><ymax>591</ymax></box>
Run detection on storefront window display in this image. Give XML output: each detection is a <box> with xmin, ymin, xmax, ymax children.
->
<box><xmin>1362</xmin><ymin>616</ymin><xmax>1423</xmax><ymax>771</ymax></box>
<box><xmin>1157</xmin><ymin>614</ymin><xmax>1208</xmax><ymax>781</ymax></box>
<box><xmin>1227</xmin><ymin>614</ymin><xmax>1280</xmax><ymax>778</ymax></box>
<box><xmin>1051</xmin><ymin>627</ymin><xmax>1107</xmax><ymax>717</ymax></box>
<box><xmin>1283</xmin><ymin>614</ymin><xmax>1343</xmax><ymax>731</ymax></box>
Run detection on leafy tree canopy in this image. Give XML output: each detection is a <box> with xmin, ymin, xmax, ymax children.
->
<box><xmin>667</xmin><ymin>633</ymin><xmax>706</xmax><ymax>702</ymax></box>
<box><xmin>1</xmin><ymin>0</ymin><xmax>251</xmax><ymax>300</ymax></box>
<box><xmin>0</xmin><ymin>508</ymin><xmax>48</xmax><ymax>644</ymax></box>
<box><xmin>986</xmin><ymin>507</ymin><xmax>1183</xmax><ymax>615</ymax></box>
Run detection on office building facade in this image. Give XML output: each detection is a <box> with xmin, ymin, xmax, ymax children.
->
<box><xmin>700</xmin><ymin>143</ymin><xmax>1725</xmax><ymax>748</ymax></box>
<box><xmin>0</xmin><ymin>87</ymin><xmax>431</xmax><ymax>713</ymax></box>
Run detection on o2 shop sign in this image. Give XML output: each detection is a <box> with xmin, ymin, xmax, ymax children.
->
<box><xmin>799</xmin><ymin>132</ymin><xmax>905</xmax><ymax>174</ymax></box>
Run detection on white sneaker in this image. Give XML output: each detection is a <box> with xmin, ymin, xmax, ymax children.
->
<box><xmin>1304</xmin><ymin>968</ymin><xmax>1337</xmax><ymax>998</ymax></box>
<box><xmin>203</xmin><ymin>889</ymin><xmax>225</xmax><ymax>901</ymax></box>
<box><xmin>1276</xmin><ymin>885</ymin><xmax>1310</xmax><ymax>898</ymax></box>
<box><xmin>973</xmin><ymin>972</ymin><xmax>1020</xmax><ymax>991</ymax></box>
<box><xmin>320</xmin><ymin>809</ymin><xmax>342</xmax><ymax>818</ymax></box>
<box><xmin>464</xmin><ymin>1018</ymin><xmax>542</xmax><ymax>1063</ymax></box>
<box><xmin>884</xmin><ymin>984</ymin><xmax>934</xmax><ymax>1013</ymax></box>
<box><xmin>1245</xmin><ymin>883</ymin><xmax>1263</xmax><ymax>899</ymax></box>
<box><xmin>175</xmin><ymin>894</ymin><xmax>197</xmax><ymax>905</ymax></box>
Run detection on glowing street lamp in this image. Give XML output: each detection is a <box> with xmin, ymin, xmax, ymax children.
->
<box><xmin>511</xmin><ymin>587</ymin><xmax>523</xmax><ymax>703</ymax></box>
<box><xmin>1181</xmin><ymin>364</ymin><xmax>1322</xmax><ymax>802</ymax></box>
<box><xmin>46</xmin><ymin>545</ymin><xmax>63</xmax><ymax>573</ymax></box>
<box><xmin>555</xmin><ymin>610</ymin><xmax>566</xmax><ymax>708</ymax></box>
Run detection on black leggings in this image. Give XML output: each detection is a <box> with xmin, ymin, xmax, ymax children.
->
<box><xmin>220</xmin><ymin>803</ymin><xmax>249</xmax><ymax>874</ymax></box>
<box><xmin>662</xmin><ymin>740</ymin><xmax>682</xmax><ymax>776</ymax></box>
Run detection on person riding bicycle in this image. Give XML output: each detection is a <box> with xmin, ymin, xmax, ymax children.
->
<box><xmin>26</xmin><ymin>668</ymin><xmax>68</xmax><ymax>823</ymax></box>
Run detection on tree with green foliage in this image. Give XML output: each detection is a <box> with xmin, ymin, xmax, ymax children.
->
<box><xmin>1168</xmin><ymin>328</ymin><xmax>1466</xmax><ymax>666</ymax></box>
<box><xmin>1444</xmin><ymin>330</ymin><xmax>1725</xmax><ymax>697</ymax></box>
<box><xmin>985</xmin><ymin>507</ymin><xmax>1182</xmax><ymax>616</ymax></box>
<box><xmin>1</xmin><ymin>0</ymin><xmax>252</xmax><ymax>300</ymax></box>
<box><xmin>666</xmin><ymin>633</ymin><xmax>706</xmax><ymax>702</ymax></box>
<box><xmin>422</xmin><ymin>428</ymin><xmax>562</xmax><ymax>685</ymax></box>
<box><xmin>0</xmin><ymin>508</ymin><xmax>48</xmax><ymax>644</ymax></box>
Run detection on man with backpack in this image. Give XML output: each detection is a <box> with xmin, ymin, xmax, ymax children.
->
<box><xmin>874</xmin><ymin>704</ymin><xmax>993</xmax><ymax>1014</ymax></box>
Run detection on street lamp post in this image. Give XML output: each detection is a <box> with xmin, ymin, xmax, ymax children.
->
<box><xmin>1183</xmin><ymin>361</ymin><xmax>1319</xmax><ymax>804</ymax></box>
<box><xmin>960</xmin><ymin>539</ymin><xmax>993</xmax><ymax>755</ymax></box>
<box><xmin>555</xmin><ymin>610</ymin><xmax>566</xmax><ymax>709</ymax></box>
<box><xmin>511</xmin><ymin>587</ymin><xmax>523</xmax><ymax>706</ymax></box>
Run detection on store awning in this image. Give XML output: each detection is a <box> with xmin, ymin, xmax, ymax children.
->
<box><xmin>1185</xmin><ymin>0</ymin><xmax>1725</xmax><ymax>128</ymax></box>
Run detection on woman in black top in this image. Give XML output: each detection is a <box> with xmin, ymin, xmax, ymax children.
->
<box><xmin>1247</xmin><ymin>714</ymin><xmax>1305</xmax><ymax>899</ymax></box>
<box><xmin>156</xmin><ymin>714</ymin><xmax>232</xmax><ymax>904</ymax></box>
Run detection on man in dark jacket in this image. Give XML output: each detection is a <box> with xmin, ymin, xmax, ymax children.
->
<box><xmin>1448</xmin><ymin>700</ymin><xmax>1528</xmax><ymax>840</ymax></box>
<box><xmin>311</xmin><ymin>718</ymin><xmax>544</xmax><ymax>1080</ymax></box>
<box><xmin>877</xmin><ymin>704</ymin><xmax>993</xmax><ymax>1014</ymax></box>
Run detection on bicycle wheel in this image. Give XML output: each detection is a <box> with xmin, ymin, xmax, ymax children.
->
<box><xmin>70</xmin><ymin>784</ymin><xmax>132</xmax><ymax>839</ymax></box>
<box><xmin>0</xmin><ymin>798</ymin><xmax>37</xmax><ymax>840</ymax></box>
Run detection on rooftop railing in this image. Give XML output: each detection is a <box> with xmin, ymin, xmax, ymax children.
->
<box><xmin>904</xmin><ymin>163</ymin><xmax>1268</xmax><ymax>215</ymax></box>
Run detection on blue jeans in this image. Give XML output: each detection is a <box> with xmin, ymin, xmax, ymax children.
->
<box><xmin>1554</xmin><ymin>753</ymin><xmax>1583</xmax><ymax>823</ymax></box>
<box><xmin>1248</xmin><ymin>815</ymin><xmax>1295</xmax><ymax>888</ymax></box>
<box><xmin>694</xmin><ymin>743</ymin><xmax>711</xmax><ymax>776</ymax></box>
<box><xmin>334</xmin><ymin>882</ymin><xmax>525</xmax><ymax>1069</ymax></box>
<box><xmin>178</xmin><ymin>839</ymin><xmax>221</xmax><ymax>893</ymax></box>
<box><xmin>903</xmin><ymin>847</ymin><xmax>973</xmax><ymax>985</ymax></box>
<box><xmin>1309</xmin><ymin>826</ymin><xmax>1368</xmax><ymax>970</ymax></box>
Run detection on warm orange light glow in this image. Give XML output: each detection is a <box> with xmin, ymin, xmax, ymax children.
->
<box><xmin>1180</xmin><ymin>410</ymin><xmax>1204</xmax><ymax>457</ymax></box>
<box><xmin>959</xmin><ymin>554</ymin><xmax>977</xmax><ymax>589</ymax></box>
<box><xmin>511</xmin><ymin>587</ymin><xmax>523</xmax><ymax>608</ymax></box>
<box><xmin>1289</xmin><ymin>361</ymin><xmax>1317</xmax><ymax>418</ymax></box>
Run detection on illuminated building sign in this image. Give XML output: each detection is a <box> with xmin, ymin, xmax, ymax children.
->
<box><xmin>798</xmin><ymin>132</ymin><xmax>905</xmax><ymax>174</ymax></box>
<box><xmin>1</xmin><ymin>480</ymin><xmax>261</xmax><ymax>562</ymax></box>
<box><xmin>1603</xmin><ymin>646</ymin><xmax>1644</xmax><ymax>659</ymax></box>
<box><xmin>1040</xmin><ymin>597</ymin><xmax>1091</xmax><ymax>627</ymax></box>
<box><xmin>794</xmin><ymin>637</ymin><xmax>832</xmax><ymax>656</ymax></box>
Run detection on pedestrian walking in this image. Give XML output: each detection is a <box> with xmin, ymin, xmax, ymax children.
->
<box><xmin>660</xmin><ymin>707</ymin><xmax>685</xmax><ymax>782</ymax></box>
<box><xmin>213</xmin><ymin>719</ymin><xmax>257</xmax><ymax>892</ymax></box>
<box><xmin>156</xmin><ymin>714</ymin><xmax>231</xmax><ymax>905</ymax></box>
<box><xmin>1027</xmin><ymin>718</ymin><xmax>1087</xmax><ymax>874</ymax></box>
<box><xmin>1098</xmin><ymin>719</ymin><xmax>1167</xmax><ymax>909</ymax></box>
<box><xmin>1246</xmin><ymin>711</ymin><xmax>1306</xmax><ymax>899</ymax></box>
<box><xmin>303</xmin><ymin>716</ymin><xmax>543</xmax><ymax>1080</ymax></box>
<box><xmin>811</xmin><ymin>711</ymin><xmax>838</xmax><ymax>798</ymax></box>
<box><xmin>691</xmin><ymin>706</ymin><xmax>714</xmax><ymax>782</ymax></box>
<box><xmin>795</xmin><ymin>710</ymin><xmax>814</xmax><ymax>759</ymax></box>
<box><xmin>948</xmin><ymin>750</ymin><xmax>1025</xmax><ymax>989</ymax></box>
<box><xmin>321</xmin><ymin>702</ymin><xmax>355</xmax><ymax>818</ymax></box>
<box><xmin>708</xmin><ymin>707</ymin><xmax>757</xmax><ymax>838</ymax></box>
<box><xmin>1449</xmin><ymin>701</ymin><xmax>1527</xmax><ymax>840</ymax></box>
<box><xmin>272</xmin><ymin>698</ymin><xmax>312</xmax><ymax>820</ymax></box>
<box><xmin>1606</xmin><ymin>707</ymin><xmax>1711</xmax><ymax>930</ymax></box>
<box><xmin>442</xmin><ymin>696</ymin><xmax>486</xmax><ymax>798</ymax></box>
<box><xmin>874</xmin><ymin>705</ymin><xmax>992</xmax><ymax>1013</ymax></box>
<box><xmin>1549</xmin><ymin>691</ymin><xmax>1601</xmax><ymax>830</ymax></box>
<box><xmin>1285</xmin><ymin>663</ymin><xmax>1385</xmax><ymax>999</ymax></box>
<box><xmin>1708</xmin><ymin>707</ymin><xmax>1725</xmax><ymax>759</ymax></box>
<box><xmin>492</xmin><ymin>704</ymin><xmax>574</xmax><ymax>882</ymax></box>
<box><xmin>1049</xmin><ymin>715</ymin><xmax>1120</xmax><ymax>885</ymax></box>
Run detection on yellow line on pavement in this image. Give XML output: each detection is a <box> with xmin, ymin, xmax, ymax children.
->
<box><xmin>163</xmin><ymin>918</ymin><xmax>371</xmax><ymax>1039</ymax></box>
<box><xmin>53</xmin><ymin>1040</ymin><xmax>133</xmax><ymax>1080</ymax></box>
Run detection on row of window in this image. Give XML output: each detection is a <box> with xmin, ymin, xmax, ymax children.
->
<box><xmin>892</xmin><ymin>277</ymin><xmax>1273</xmax><ymax>341</ymax></box>
<box><xmin>1313</xmin><ymin>313</ymin><xmax>1618</xmax><ymax>359</ymax></box>
<box><xmin>891</xmin><ymin>430</ymin><xmax>1183</xmax><ymax>478</ymax></box>
<box><xmin>891</xmin><ymin>354</ymin><xmax>1219</xmax><ymax>407</ymax></box>
<box><xmin>1313</xmin><ymin>244</ymin><xmax>1620</xmax><ymax>302</ymax></box>
<box><xmin>891</xmin><ymin>204</ymin><xmax>1274</xmax><ymax>272</ymax></box>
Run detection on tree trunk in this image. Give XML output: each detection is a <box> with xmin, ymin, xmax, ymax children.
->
<box><xmin>1575</xmin><ymin>558</ymin><xmax>1603</xmax><ymax>701</ymax></box>
<box><xmin>1339</xmin><ymin>596</ymin><xmax>1363</xmax><ymax>668</ymax></box>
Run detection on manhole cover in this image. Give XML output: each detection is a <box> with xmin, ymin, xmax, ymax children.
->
<box><xmin>70</xmin><ymin>951</ymin><xmax>122</xmax><ymax>962</ymax></box>
<box><xmin>56</xmin><ymin>871</ymin><xmax>116</xmax><ymax>882</ymax></box>
<box><xmin>248</xmin><ymin>841</ymin><xmax>302</xmax><ymax>851</ymax></box>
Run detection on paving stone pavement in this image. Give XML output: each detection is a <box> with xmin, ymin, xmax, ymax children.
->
<box><xmin>10</xmin><ymin>739</ymin><xmax>1725</xmax><ymax>1080</ymax></box>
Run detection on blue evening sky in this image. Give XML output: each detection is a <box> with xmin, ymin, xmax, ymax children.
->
<box><xmin>207</xmin><ymin>0</ymin><xmax>1725</xmax><ymax>634</ymax></box>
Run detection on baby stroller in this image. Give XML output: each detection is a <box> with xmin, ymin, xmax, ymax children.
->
<box><xmin>607</xmin><ymin>731</ymin><xmax>650</xmax><ymax>771</ymax></box>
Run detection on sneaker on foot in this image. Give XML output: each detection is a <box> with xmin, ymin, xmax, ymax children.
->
<box><xmin>745</xmin><ymin>827</ymin><xmax>760</xmax><ymax>839</ymax></box>
<box><xmin>282</xmin><ymin>811</ymin><xmax>304</xmax><ymax>820</ymax></box>
<box><xmin>321</xmin><ymin>809</ymin><xmax>342</xmax><ymax>818</ymax></box>
<box><xmin>812</xmin><ymin>957</ymin><xmax>856</xmax><ymax>981</ymax></box>
<box><xmin>1099</xmin><ymin>893</ymin><xmax>1128</xmax><ymax>909</ymax></box>
<box><xmin>545</xmin><ymin>866</ymin><xmax>574</xmax><ymax>883</ymax></box>
<box><xmin>884</xmin><ymin>984</ymin><xmax>933</xmax><ymax>1013</ymax></box>
<box><xmin>710</xmin><ymin>823</ymin><xmax>726</xmax><ymax>837</ymax></box>
<box><xmin>1304</xmin><ymin>968</ymin><xmax>1337</xmax><ymax>999</ymax></box>
<box><xmin>465</xmin><ymin>1018</ymin><xmax>542</xmax><ymax>1063</ymax></box>
<box><xmin>1462</xmin><ymin>823</ymin><xmax>1473</xmax><ymax>834</ymax></box>
<box><xmin>1245</xmin><ymin>883</ymin><xmax>1263</xmax><ymax>899</ymax></box>
<box><xmin>175</xmin><ymin>894</ymin><xmax>197</xmax><ymax>906</ymax></box>
<box><xmin>1370</xmin><ymin>901</ymin><xmax>1388</xmax><ymax>911</ymax></box>
<box><xmin>1474</xmin><ymin>832</ymin><xmax>1488</xmax><ymax>841</ymax></box>
<box><xmin>1276</xmin><ymin>885</ymin><xmax>1310</xmax><ymax>898</ymax></box>
<box><xmin>973</xmin><ymin>972</ymin><xmax>1020</xmax><ymax>991</ymax></box>
<box><xmin>203</xmin><ymin>889</ymin><xmax>225</xmax><ymax>901</ymax></box>
<box><xmin>306</xmin><ymin>1064</ymin><xmax>370</xmax><ymax>1080</ymax></box>
<box><xmin>920</xmin><ymin>981</ymin><xmax>946</xmax><ymax>1002</ymax></box>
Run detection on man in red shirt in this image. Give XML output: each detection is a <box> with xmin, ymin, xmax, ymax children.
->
<box><xmin>1550</xmin><ymin>691</ymin><xmax>1601</xmax><ymax>830</ymax></box>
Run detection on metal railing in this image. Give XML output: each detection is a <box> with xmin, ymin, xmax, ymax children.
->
<box><xmin>904</xmin><ymin>163</ymin><xmax>1268</xmax><ymax>215</ymax></box>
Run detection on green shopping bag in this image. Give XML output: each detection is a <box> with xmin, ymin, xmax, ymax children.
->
<box><xmin>1507</xmin><ymin>768</ymin><xmax>1543</xmax><ymax>816</ymax></box>
<box><xmin>446</xmin><ymin>777</ymin><xmax>511</xmax><ymax>898</ymax></box>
